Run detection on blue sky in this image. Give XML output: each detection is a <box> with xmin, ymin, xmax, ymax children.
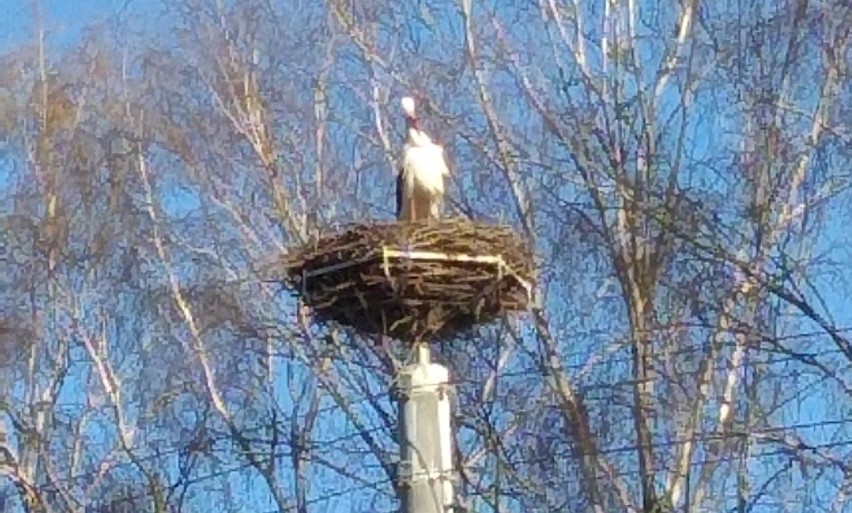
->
<box><xmin>1</xmin><ymin>0</ymin><xmax>124</xmax><ymax>48</ymax></box>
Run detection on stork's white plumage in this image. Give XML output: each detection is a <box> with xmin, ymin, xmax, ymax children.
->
<box><xmin>396</xmin><ymin>96</ymin><xmax>450</xmax><ymax>222</ymax></box>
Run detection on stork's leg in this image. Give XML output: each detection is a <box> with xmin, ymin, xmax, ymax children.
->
<box><xmin>430</xmin><ymin>198</ymin><xmax>440</xmax><ymax>221</ymax></box>
<box><xmin>417</xmin><ymin>188</ymin><xmax>426</xmax><ymax>222</ymax></box>
<box><xmin>409</xmin><ymin>196</ymin><xmax>417</xmax><ymax>222</ymax></box>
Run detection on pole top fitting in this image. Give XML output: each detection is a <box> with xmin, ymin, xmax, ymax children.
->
<box><xmin>416</xmin><ymin>342</ymin><xmax>431</xmax><ymax>365</ymax></box>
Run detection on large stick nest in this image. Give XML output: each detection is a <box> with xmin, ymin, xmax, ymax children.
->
<box><xmin>282</xmin><ymin>218</ymin><xmax>535</xmax><ymax>342</ymax></box>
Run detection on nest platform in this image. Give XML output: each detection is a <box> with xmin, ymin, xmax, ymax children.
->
<box><xmin>283</xmin><ymin>218</ymin><xmax>534</xmax><ymax>342</ymax></box>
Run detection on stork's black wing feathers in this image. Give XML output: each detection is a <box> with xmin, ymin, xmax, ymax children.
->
<box><xmin>395</xmin><ymin>167</ymin><xmax>405</xmax><ymax>219</ymax></box>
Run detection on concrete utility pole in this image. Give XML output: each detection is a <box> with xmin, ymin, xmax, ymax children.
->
<box><xmin>397</xmin><ymin>343</ymin><xmax>455</xmax><ymax>513</ymax></box>
<box><xmin>286</xmin><ymin>217</ymin><xmax>533</xmax><ymax>513</ymax></box>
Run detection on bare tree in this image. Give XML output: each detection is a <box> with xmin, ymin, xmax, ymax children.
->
<box><xmin>1</xmin><ymin>1</ymin><xmax>849</xmax><ymax>512</ymax></box>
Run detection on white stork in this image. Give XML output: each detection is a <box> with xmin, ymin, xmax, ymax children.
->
<box><xmin>396</xmin><ymin>96</ymin><xmax>450</xmax><ymax>222</ymax></box>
